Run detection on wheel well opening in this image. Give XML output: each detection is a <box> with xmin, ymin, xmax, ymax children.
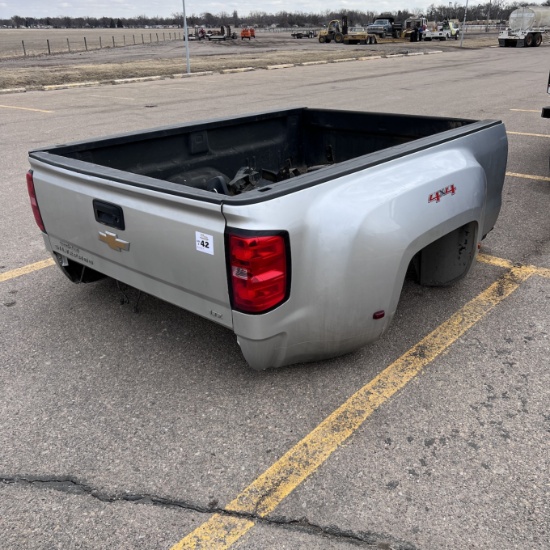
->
<box><xmin>407</xmin><ymin>221</ymin><xmax>478</xmax><ymax>287</ymax></box>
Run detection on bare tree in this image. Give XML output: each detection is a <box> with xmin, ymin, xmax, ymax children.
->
<box><xmin>4</xmin><ymin>5</ymin><xmax>534</xmax><ymax>31</ymax></box>
<box><xmin>11</xmin><ymin>15</ymin><xmax>25</xmax><ymax>27</ymax></box>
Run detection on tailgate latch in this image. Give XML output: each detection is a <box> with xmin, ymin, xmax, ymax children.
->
<box><xmin>99</xmin><ymin>231</ymin><xmax>130</xmax><ymax>252</ymax></box>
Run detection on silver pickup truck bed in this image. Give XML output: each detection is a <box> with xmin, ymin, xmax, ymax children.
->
<box><xmin>28</xmin><ymin>108</ymin><xmax>508</xmax><ymax>369</ymax></box>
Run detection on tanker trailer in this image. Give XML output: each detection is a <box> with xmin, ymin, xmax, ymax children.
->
<box><xmin>498</xmin><ymin>6</ymin><xmax>550</xmax><ymax>47</ymax></box>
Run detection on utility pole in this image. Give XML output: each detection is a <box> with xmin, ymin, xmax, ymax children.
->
<box><xmin>182</xmin><ymin>0</ymin><xmax>190</xmax><ymax>74</ymax></box>
<box><xmin>460</xmin><ymin>0</ymin><xmax>469</xmax><ymax>48</ymax></box>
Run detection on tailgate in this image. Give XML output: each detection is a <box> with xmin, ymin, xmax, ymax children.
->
<box><xmin>30</xmin><ymin>161</ymin><xmax>232</xmax><ymax>328</ymax></box>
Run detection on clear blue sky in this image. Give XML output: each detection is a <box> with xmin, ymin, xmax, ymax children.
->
<box><xmin>1</xmin><ymin>1</ymin><xmax>443</xmax><ymax>19</ymax></box>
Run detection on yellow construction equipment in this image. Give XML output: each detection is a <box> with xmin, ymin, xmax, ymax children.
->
<box><xmin>318</xmin><ymin>16</ymin><xmax>348</xmax><ymax>43</ymax></box>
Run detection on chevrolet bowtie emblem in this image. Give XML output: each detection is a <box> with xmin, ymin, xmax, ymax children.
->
<box><xmin>98</xmin><ymin>231</ymin><xmax>130</xmax><ymax>252</ymax></box>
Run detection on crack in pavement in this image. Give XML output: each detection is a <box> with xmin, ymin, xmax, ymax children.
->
<box><xmin>1</xmin><ymin>475</ymin><xmax>418</xmax><ymax>549</ymax></box>
<box><xmin>263</xmin><ymin>514</ymin><xmax>419</xmax><ymax>549</ymax></box>
<box><xmin>0</xmin><ymin>475</ymin><xmax>210</xmax><ymax>512</ymax></box>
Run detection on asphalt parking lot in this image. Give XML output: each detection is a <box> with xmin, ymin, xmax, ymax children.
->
<box><xmin>1</xmin><ymin>46</ymin><xmax>549</xmax><ymax>549</ymax></box>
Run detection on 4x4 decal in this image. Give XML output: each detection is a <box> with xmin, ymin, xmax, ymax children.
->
<box><xmin>429</xmin><ymin>185</ymin><xmax>456</xmax><ymax>203</ymax></box>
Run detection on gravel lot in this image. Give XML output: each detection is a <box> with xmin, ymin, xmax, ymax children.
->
<box><xmin>0</xmin><ymin>29</ymin><xmax>500</xmax><ymax>90</ymax></box>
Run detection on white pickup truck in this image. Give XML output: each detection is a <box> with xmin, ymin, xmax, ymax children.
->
<box><xmin>27</xmin><ymin>108</ymin><xmax>508</xmax><ymax>369</ymax></box>
<box><xmin>423</xmin><ymin>21</ymin><xmax>460</xmax><ymax>41</ymax></box>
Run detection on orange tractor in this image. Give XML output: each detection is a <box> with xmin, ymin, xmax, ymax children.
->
<box><xmin>240</xmin><ymin>27</ymin><xmax>256</xmax><ymax>40</ymax></box>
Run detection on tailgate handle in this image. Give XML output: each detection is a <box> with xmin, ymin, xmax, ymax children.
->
<box><xmin>93</xmin><ymin>199</ymin><xmax>125</xmax><ymax>230</ymax></box>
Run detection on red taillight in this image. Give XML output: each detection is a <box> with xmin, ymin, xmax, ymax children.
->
<box><xmin>26</xmin><ymin>170</ymin><xmax>46</xmax><ymax>233</ymax></box>
<box><xmin>228</xmin><ymin>232</ymin><xmax>289</xmax><ymax>314</ymax></box>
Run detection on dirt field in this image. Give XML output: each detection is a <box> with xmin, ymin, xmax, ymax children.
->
<box><xmin>0</xmin><ymin>29</ymin><xmax>502</xmax><ymax>90</ymax></box>
<box><xmin>0</xmin><ymin>27</ymin><xmax>187</xmax><ymax>58</ymax></box>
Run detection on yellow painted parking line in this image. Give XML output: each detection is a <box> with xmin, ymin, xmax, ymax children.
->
<box><xmin>507</xmin><ymin>131</ymin><xmax>550</xmax><ymax>138</ymax></box>
<box><xmin>171</xmin><ymin>516</ymin><xmax>255</xmax><ymax>550</ymax></box>
<box><xmin>479</xmin><ymin>254</ymin><xmax>550</xmax><ymax>279</ymax></box>
<box><xmin>171</xmin><ymin>262</ymin><xmax>539</xmax><ymax>549</ymax></box>
<box><xmin>509</xmin><ymin>109</ymin><xmax>541</xmax><ymax>113</ymax></box>
<box><xmin>477</xmin><ymin>253</ymin><xmax>514</xmax><ymax>269</ymax></box>
<box><xmin>0</xmin><ymin>104</ymin><xmax>53</xmax><ymax>114</ymax></box>
<box><xmin>0</xmin><ymin>258</ymin><xmax>55</xmax><ymax>283</ymax></box>
<box><xmin>506</xmin><ymin>172</ymin><xmax>550</xmax><ymax>182</ymax></box>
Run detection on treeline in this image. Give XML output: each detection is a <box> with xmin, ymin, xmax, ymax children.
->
<box><xmin>3</xmin><ymin>2</ymin><xmax>550</xmax><ymax>30</ymax></box>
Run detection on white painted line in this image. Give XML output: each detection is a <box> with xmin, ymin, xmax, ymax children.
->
<box><xmin>266</xmin><ymin>64</ymin><xmax>295</xmax><ymax>70</ymax></box>
<box><xmin>221</xmin><ymin>67</ymin><xmax>255</xmax><ymax>74</ymax></box>
<box><xmin>43</xmin><ymin>82</ymin><xmax>100</xmax><ymax>90</ymax></box>
<box><xmin>0</xmin><ymin>88</ymin><xmax>26</xmax><ymax>94</ymax></box>
<box><xmin>113</xmin><ymin>76</ymin><xmax>163</xmax><ymax>84</ymax></box>
<box><xmin>177</xmin><ymin>71</ymin><xmax>214</xmax><ymax>78</ymax></box>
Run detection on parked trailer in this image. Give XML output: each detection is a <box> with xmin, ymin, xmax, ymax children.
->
<box><xmin>498</xmin><ymin>6</ymin><xmax>550</xmax><ymax>47</ymax></box>
<box><xmin>291</xmin><ymin>30</ymin><xmax>317</xmax><ymax>38</ymax></box>
<box><xmin>343</xmin><ymin>27</ymin><xmax>377</xmax><ymax>44</ymax></box>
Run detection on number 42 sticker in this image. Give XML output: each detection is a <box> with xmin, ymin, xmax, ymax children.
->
<box><xmin>196</xmin><ymin>231</ymin><xmax>214</xmax><ymax>255</ymax></box>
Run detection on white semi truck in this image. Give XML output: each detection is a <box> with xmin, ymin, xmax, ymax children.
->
<box><xmin>498</xmin><ymin>6</ymin><xmax>550</xmax><ymax>47</ymax></box>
